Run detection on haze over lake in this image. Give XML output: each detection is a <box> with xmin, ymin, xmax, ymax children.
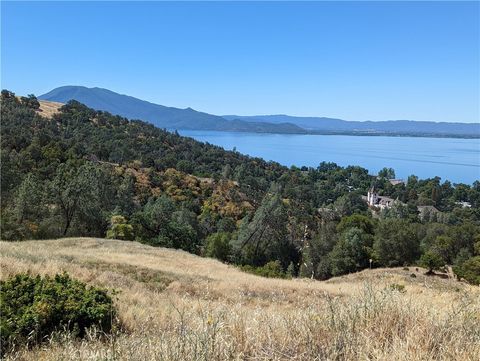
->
<box><xmin>180</xmin><ymin>131</ymin><xmax>480</xmax><ymax>184</ymax></box>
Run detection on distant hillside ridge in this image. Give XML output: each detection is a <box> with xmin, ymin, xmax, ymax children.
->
<box><xmin>223</xmin><ymin>114</ymin><xmax>480</xmax><ymax>137</ymax></box>
<box><xmin>39</xmin><ymin>86</ymin><xmax>304</xmax><ymax>134</ymax></box>
<box><xmin>39</xmin><ymin>86</ymin><xmax>480</xmax><ymax>137</ymax></box>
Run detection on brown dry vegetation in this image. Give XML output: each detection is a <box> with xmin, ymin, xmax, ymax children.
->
<box><xmin>112</xmin><ymin>165</ymin><xmax>253</xmax><ymax>218</ymax></box>
<box><xmin>1</xmin><ymin>238</ymin><xmax>479</xmax><ymax>360</ymax></box>
<box><xmin>36</xmin><ymin>100</ymin><xmax>63</xmax><ymax>118</ymax></box>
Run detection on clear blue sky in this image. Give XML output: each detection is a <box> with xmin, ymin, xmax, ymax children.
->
<box><xmin>2</xmin><ymin>1</ymin><xmax>479</xmax><ymax>123</ymax></box>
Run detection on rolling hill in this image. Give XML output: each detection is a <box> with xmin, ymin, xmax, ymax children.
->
<box><xmin>1</xmin><ymin>238</ymin><xmax>479</xmax><ymax>360</ymax></box>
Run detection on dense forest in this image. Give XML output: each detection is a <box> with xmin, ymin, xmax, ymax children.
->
<box><xmin>1</xmin><ymin>90</ymin><xmax>479</xmax><ymax>283</ymax></box>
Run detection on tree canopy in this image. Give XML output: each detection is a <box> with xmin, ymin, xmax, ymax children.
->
<box><xmin>1</xmin><ymin>90</ymin><xmax>479</xmax><ymax>283</ymax></box>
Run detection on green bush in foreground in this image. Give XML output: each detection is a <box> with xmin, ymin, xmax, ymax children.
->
<box><xmin>0</xmin><ymin>273</ymin><xmax>116</xmax><ymax>355</ymax></box>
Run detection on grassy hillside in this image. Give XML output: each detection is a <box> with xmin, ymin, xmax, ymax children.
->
<box><xmin>1</xmin><ymin>238</ymin><xmax>479</xmax><ymax>360</ymax></box>
<box><xmin>37</xmin><ymin>100</ymin><xmax>63</xmax><ymax>118</ymax></box>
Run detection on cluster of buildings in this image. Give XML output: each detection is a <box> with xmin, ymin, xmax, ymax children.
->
<box><xmin>363</xmin><ymin>185</ymin><xmax>442</xmax><ymax>220</ymax></box>
<box><xmin>363</xmin><ymin>184</ymin><xmax>476</xmax><ymax>223</ymax></box>
<box><xmin>319</xmin><ymin>179</ymin><xmax>472</xmax><ymax>221</ymax></box>
<box><xmin>362</xmin><ymin>186</ymin><xmax>441</xmax><ymax>220</ymax></box>
<box><xmin>364</xmin><ymin>185</ymin><xmax>471</xmax><ymax>210</ymax></box>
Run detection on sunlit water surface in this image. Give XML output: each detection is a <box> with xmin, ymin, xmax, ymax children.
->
<box><xmin>179</xmin><ymin>131</ymin><xmax>480</xmax><ymax>184</ymax></box>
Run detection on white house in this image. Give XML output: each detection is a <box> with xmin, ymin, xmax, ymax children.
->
<box><xmin>363</xmin><ymin>185</ymin><xmax>395</xmax><ymax>210</ymax></box>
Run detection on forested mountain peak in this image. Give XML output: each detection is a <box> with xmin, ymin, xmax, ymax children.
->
<box><xmin>39</xmin><ymin>86</ymin><xmax>305</xmax><ymax>133</ymax></box>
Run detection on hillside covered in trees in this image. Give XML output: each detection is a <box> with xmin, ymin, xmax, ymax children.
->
<box><xmin>1</xmin><ymin>90</ymin><xmax>479</xmax><ymax>283</ymax></box>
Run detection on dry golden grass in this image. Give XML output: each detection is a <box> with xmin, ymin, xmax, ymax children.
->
<box><xmin>1</xmin><ymin>238</ymin><xmax>479</xmax><ymax>360</ymax></box>
<box><xmin>37</xmin><ymin>100</ymin><xmax>63</xmax><ymax>118</ymax></box>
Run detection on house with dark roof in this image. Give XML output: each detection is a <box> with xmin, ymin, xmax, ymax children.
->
<box><xmin>363</xmin><ymin>185</ymin><xmax>396</xmax><ymax>210</ymax></box>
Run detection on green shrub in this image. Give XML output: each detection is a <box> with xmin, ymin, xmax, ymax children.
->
<box><xmin>204</xmin><ymin>232</ymin><xmax>232</xmax><ymax>261</ymax></box>
<box><xmin>388</xmin><ymin>283</ymin><xmax>406</xmax><ymax>293</ymax></box>
<box><xmin>20</xmin><ymin>94</ymin><xmax>40</xmax><ymax>110</ymax></box>
<box><xmin>106</xmin><ymin>215</ymin><xmax>134</xmax><ymax>241</ymax></box>
<box><xmin>0</xmin><ymin>273</ymin><xmax>116</xmax><ymax>355</ymax></box>
<box><xmin>286</xmin><ymin>262</ymin><xmax>296</xmax><ymax>277</ymax></box>
<box><xmin>420</xmin><ymin>250</ymin><xmax>445</xmax><ymax>274</ymax></box>
<box><xmin>453</xmin><ymin>256</ymin><xmax>480</xmax><ymax>285</ymax></box>
<box><xmin>240</xmin><ymin>260</ymin><xmax>289</xmax><ymax>279</ymax></box>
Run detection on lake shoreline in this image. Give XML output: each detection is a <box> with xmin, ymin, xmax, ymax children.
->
<box><xmin>178</xmin><ymin>130</ymin><xmax>480</xmax><ymax>184</ymax></box>
<box><xmin>168</xmin><ymin>128</ymin><xmax>480</xmax><ymax>140</ymax></box>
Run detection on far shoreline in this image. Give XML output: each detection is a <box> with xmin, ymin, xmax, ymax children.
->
<box><xmin>169</xmin><ymin>128</ymin><xmax>480</xmax><ymax>140</ymax></box>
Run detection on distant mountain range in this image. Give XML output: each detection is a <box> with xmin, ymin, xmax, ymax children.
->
<box><xmin>223</xmin><ymin>114</ymin><xmax>480</xmax><ymax>137</ymax></box>
<box><xmin>39</xmin><ymin>86</ymin><xmax>480</xmax><ymax>138</ymax></box>
<box><xmin>39</xmin><ymin>86</ymin><xmax>304</xmax><ymax>134</ymax></box>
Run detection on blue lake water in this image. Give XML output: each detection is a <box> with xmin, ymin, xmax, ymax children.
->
<box><xmin>179</xmin><ymin>131</ymin><xmax>480</xmax><ymax>184</ymax></box>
